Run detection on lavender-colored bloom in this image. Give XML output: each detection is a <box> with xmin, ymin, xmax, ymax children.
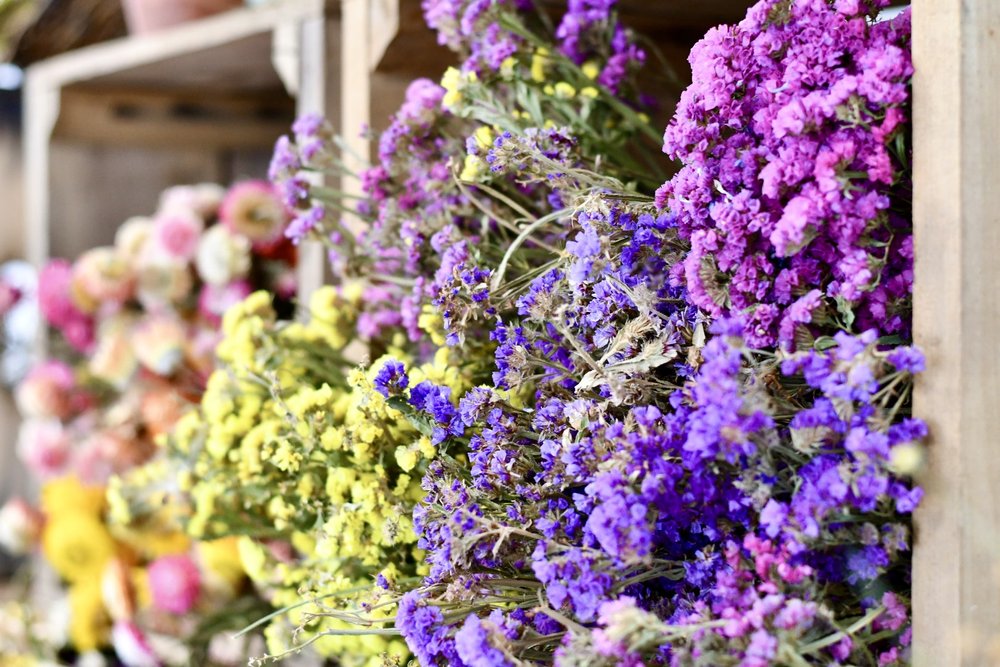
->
<box><xmin>285</xmin><ymin>204</ymin><xmax>325</xmax><ymax>244</ymax></box>
<box><xmin>454</xmin><ymin>614</ymin><xmax>515</xmax><ymax>667</ymax></box>
<box><xmin>373</xmin><ymin>359</ymin><xmax>409</xmax><ymax>397</ymax></box>
<box><xmin>658</xmin><ymin>0</ymin><xmax>913</xmax><ymax>346</ymax></box>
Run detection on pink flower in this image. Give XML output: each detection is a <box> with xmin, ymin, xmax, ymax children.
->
<box><xmin>152</xmin><ymin>212</ymin><xmax>203</xmax><ymax>261</ymax></box>
<box><xmin>15</xmin><ymin>361</ymin><xmax>76</xmax><ymax>419</ymax></box>
<box><xmin>0</xmin><ymin>280</ymin><xmax>21</xmax><ymax>316</ymax></box>
<box><xmin>148</xmin><ymin>554</ymin><xmax>201</xmax><ymax>614</ymax></box>
<box><xmin>72</xmin><ymin>247</ymin><xmax>135</xmax><ymax>307</ymax></box>
<box><xmin>37</xmin><ymin>260</ymin><xmax>95</xmax><ymax>352</ymax></box>
<box><xmin>17</xmin><ymin>419</ymin><xmax>73</xmax><ymax>479</ymax></box>
<box><xmin>158</xmin><ymin>183</ymin><xmax>225</xmax><ymax>219</ymax></box>
<box><xmin>197</xmin><ymin>280</ymin><xmax>252</xmax><ymax>325</ymax></box>
<box><xmin>219</xmin><ymin>180</ymin><xmax>289</xmax><ymax>249</ymax></box>
<box><xmin>112</xmin><ymin>621</ymin><xmax>161</xmax><ymax>667</ymax></box>
<box><xmin>0</xmin><ymin>497</ymin><xmax>44</xmax><ymax>555</ymax></box>
<box><xmin>132</xmin><ymin>314</ymin><xmax>188</xmax><ymax>377</ymax></box>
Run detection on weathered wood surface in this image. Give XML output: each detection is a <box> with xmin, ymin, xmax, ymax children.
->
<box><xmin>912</xmin><ymin>1</ymin><xmax>1000</xmax><ymax>665</ymax></box>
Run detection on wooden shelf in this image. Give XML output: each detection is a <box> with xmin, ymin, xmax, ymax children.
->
<box><xmin>23</xmin><ymin>0</ymin><xmax>340</xmax><ymax>299</ymax></box>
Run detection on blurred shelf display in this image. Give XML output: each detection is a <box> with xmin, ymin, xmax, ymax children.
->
<box><xmin>23</xmin><ymin>0</ymin><xmax>338</xmax><ymax>298</ymax></box>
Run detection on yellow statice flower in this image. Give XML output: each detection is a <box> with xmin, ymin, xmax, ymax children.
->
<box><xmin>418</xmin><ymin>304</ymin><xmax>448</xmax><ymax>346</ymax></box>
<box><xmin>43</xmin><ymin>511</ymin><xmax>117</xmax><ymax>583</ymax></box>
<box><xmin>554</xmin><ymin>81</ymin><xmax>577</xmax><ymax>99</ymax></box>
<box><xmin>68</xmin><ymin>579</ymin><xmax>110</xmax><ymax>651</ymax></box>
<box><xmin>41</xmin><ymin>476</ymin><xmax>106</xmax><ymax>518</ymax></box>
<box><xmin>460</xmin><ymin>154</ymin><xmax>488</xmax><ymax>181</ymax></box>
<box><xmin>197</xmin><ymin>536</ymin><xmax>245</xmax><ymax>595</ymax></box>
<box><xmin>531</xmin><ymin>47</ymin><xmax>551</xmax><ymax>82</ymax></box>
<box><xmin>441</xmin><ymin>66</ymin><xmax>464</xmax><ymax>108</ymax></box>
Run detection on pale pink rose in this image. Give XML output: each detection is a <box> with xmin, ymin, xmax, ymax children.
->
<box><xmin>151</xmin><ymin>212</ymin><xmax>203</xmax><ymax>261</ymax></box>
<box><xmin>148</xmin><ymin>554</ymin><xmax>201</xmax><ymax>614</ymax></box>
<box><xmin>115</xmin><ymin>217</ymin><xmax>155</xmax><ymax>266</ymax></box>
<box><xmin>219</xmin><ymin>180</ymin><xmax>288</xmax><ymax>248</ymax></box>
<box><xmin>15</xmin><ymin>360</ymin><xmax>76</xmax><ymax>419</ymax></box>
<box><xmin>70</xmin><ymin>434</ymin><xmax>114</xmax><ymax>486</ymax></box>
<box><xmin>135</xmin><ymin>260</ymin><xmax>194</xmax><ymax>310</ymax></box>
<box><xmin>0</xmin><ymin>497</ymin><xmax>45</xmax><ymax>555</ymax></box>
<box><xmin>74</xmin><ymin>430</ymin><xmax>153</xmax><ymax>485</ymax></box>
<box><xmin>274</xmin><ymin>269</ymin><xmax>298</xmax><ymax>299</ymax></box>
<box><xmin>158</xmin><ymin>183</ymin><xmax>225</xmax><ymax>220</ymax></box>
<box><xmin>197</xmin><ymin>280</ymin><xmax>251</xmax><ymax>325</ymax></box>
<box><xmin>90</xmin><ymin>317</ymin><xmax>139</xmax><ymax>388</ymax></box>
<box><xmin>132</xmin><ymin>315</ymin><xmax>187</xmax><ymax>376</ymax></box>
<box><xmin>112</xmin><ymin>621</ymin><xmax>161</xmax><ymax>667</ymax></box>
<box><xmin>17</xmin><ymin>419</ymin><xmax>72</xmax><ymax>479</ymax></box>
<box><xmin>72</xmin><ymin>247</ymin><xmax>135</xmax><ymax>307</ymax></box>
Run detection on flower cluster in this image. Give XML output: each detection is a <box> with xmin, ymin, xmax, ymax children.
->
<box><xmin>111</xmin><ymin>288</ymin><xmax>476</xmax><ymax>665</ymax></box>
<box><xmin>656</xmin><ymin>0</ymin><xmax>913</xmax><ymax>347</ymax></box>
<box><xmin>66</xmin><ymin>1</ymin><xmax>924</xmax><ymax>666</ymax></box>
<box><xmin>270</xmin><ymin>0</ymin><xmax>659</xmax><ymax>352</ymax></box>
<box><xmin>255</xmin><ymin>1</ymin><xmax>922</xmax><ymax>665</ymax></box>
<box><xmin>4</xmin><ymin>181</ymin><xmax>295</xmax><ymax>664</ymax></box>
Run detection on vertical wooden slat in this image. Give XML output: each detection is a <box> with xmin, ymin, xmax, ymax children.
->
<box><xmin>912</xmin><ymin>1</ymin><xmax>1000</xmax><ymax>665</ymax></box>
<box><xmin>293</xmin><ymin>2</ymin><xmax>340</xmax><ymax>304</ymax></box>
<box><xmin>340</xmin><ymin>0</ymin><xmax>372</xmax><ymax>212</ymax></box>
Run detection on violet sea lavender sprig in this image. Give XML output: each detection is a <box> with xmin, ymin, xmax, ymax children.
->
<box><xmin>656</xmin><ymin>0</ymin><xmax>913</xmax><ymax>347</ymax></box>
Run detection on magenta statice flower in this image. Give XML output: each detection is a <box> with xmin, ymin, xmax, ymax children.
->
<box><xmin>37</xmin><ymin>259</ymin><xmax>95</xmax><ymax>353</ymax></box>
<box><xmin>656</xmin><ymin>0</ymin><xmax>913</xmax><ymax>347</ymax></box>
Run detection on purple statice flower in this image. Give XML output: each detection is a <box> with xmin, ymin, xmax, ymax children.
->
<box><xmin>410</xmin><ymin>381</ymin><xmax>463</xmax><ymax>443</ymax></box>
<box><xmin>397</xmin><ymin>591</ymin><xmax>467</xmax><ymax>665</ymax></box>
<box><xmin>583</xmin><ymin>471</ymin><xmax>653</xmax><ymax>565</ymax></box>
<box><xmin>454</xmin><ymin>612</ymin><xmax>518</xmax><ymax>667</ymax></box>
<box><xmin>532</xmin><ymin>545</ymin><xmax>613</xmax><ymax>623</ymax></box>
<box><xmin>887</xmin><ymin>346</ymin><xmax>925</xmax><ymax>374</ymax></box>
<box><xmin>657</xmin><ymin>0</ymin><xmax>913</xmax><ymax>347</ymax></box>
<box><xmin>555</xmin><ymin>1</ymin><xmax>646</xmax><ymax>93</ymax></box>
<box><xmin>285</xmin><ymin>204</ymin><xmax>325</xmax><ymax>245</ymax></box>
<box><xmin>681</xmin><ymin>321</ymin><xmax>774</xmax><ymax>464</ymax></box>
<box><xmin>373</xmin><ymin>359</ymin><xmax>409</xmax><ymax>397</ymax></box>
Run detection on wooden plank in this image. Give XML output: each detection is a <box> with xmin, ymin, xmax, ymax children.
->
<box><xmin>22</xmin><ymin>75</ymin><xmax>58</xmax><ymax>271</ymax></box>
<box><xmin>26</xmin><ymin>0</ymin><xmax>326</xmax><ymax>92</ymax></box>
<box><xmin>293</xmin><ymin>6</ymin><xmax>340</xmax><ymax>304</ymax></box>
<box><xmin>48</xmin><ymin>143</ymin><xmax>227</xmax><ymax>258</ymax></box>
<box><xmin>912</xmin><ymin>1</ymin><xmax>1000</xmax><ymax>665</ymax></box>
<box><xmin>55</xmin><ymin>86</ymin><xmax>294</xmax><ymax>149</ymax></box>
<box><xmin>340</xmin><ymin>0</ymin><xmax>372</xmax><ymax>213</ymax></box>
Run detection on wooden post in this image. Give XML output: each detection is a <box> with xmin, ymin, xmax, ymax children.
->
<box><xmin>912</xmin><ymin>1</ymin><xmax>1000</xmax><ymax>665</ymax></box>
<box><xmin>291</xmin><ymin>2</ymin><xmax>340</xmax><ymax>303</ymax></box>
<box><xmin>340</xmin><ymin>0</ymin><xmax>372</xmax><ymax>213</ymax></box>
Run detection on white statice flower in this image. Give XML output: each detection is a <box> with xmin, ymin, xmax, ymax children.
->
<box><xmin>111</xmin><ymin>622</ymin><xmax>159</xmax><ymax>667</ymax></box>
<box><xmin>0</xmin><ymin>498</ymin><xmax>44</xmax><ymax>555</ymax></box>
<box><xmin>196</xmin><ymin>224</ymin><xmax>252</xmax><ymax>286</ymax></box>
